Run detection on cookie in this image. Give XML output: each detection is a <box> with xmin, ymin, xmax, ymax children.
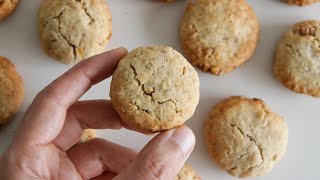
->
<box><xmin>0</xmin><ymin>56</ymin><xmax>24</xmax><ymax>125</ymax></box>
<box><xmin>180</xmin><ymin>0</ymin><xmax>259</xmax><ymax>75</ymax></box>
<box><xmin>274</xmin><ymin>20</ymin><xmax>320</xmax><ymax>98</ymax></box>
<box><xmin>79</xmin><ymin>129</ymin><xmax>96</xmax><ymax>143</ymax></box>
<box><xmin>176</xmin><ymin>164</ymin><xmax>201</xmax><ymax>180</ymax></box>
<box><xmin>286</xmin><ymin>0</ymin><xmax>320</xmax><ymax>6</ymax></box>
<box><xmin>110</xmin><ymin>46</ymin><xmax>200</xmax><ymax>133</ymax></box>
<box><xmin>0</xmin><ymin>0</ymin><xmax>19</xmax><ymax>21</ymax></box>
<box><xmin>39</xmin><ymin>0</ymin><xmax>112</xmax><ymax>64</ymax></box>
<box><xmin>205</xmin><ymin>96</ymin><xmax>288</xmax><ymax>178</ymax></box>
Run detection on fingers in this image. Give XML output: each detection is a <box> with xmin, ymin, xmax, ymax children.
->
<box><xmin>58</xmin><ymin>152</ymin><xmax>83</xmax><ymax>180</ymax></box>
<box><xmin>114</xmin><ymin>126</ymin><xmax>195</xmax><ymax>180</ymax></box>
<box><xmin>53</xmin><ymin>100</ymin><xmax>122</xmax><ymax>151</ymax></box>
<box><xmin>67</xmin><ymin>138</ymin><xmax>137</xmax><ymax>180</ymax></box>
<box><xmin>91</xmin><ymin>172</ymin><xmax>117</xmax><ymax>180</ymax></box>
<box><xmin>13</xmin><ymin>48</ymin><xmax>128</xmax><ymax>147</ymax></box>
<box><xmin>38</xmin><ymin>47</ymin><xmax>128</xmax><ymax>109</ymax></box>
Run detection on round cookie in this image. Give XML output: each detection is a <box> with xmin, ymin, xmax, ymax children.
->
<box><xmin>204</xmin><ymin>96</ymin><xmax>288</xmax><ymax>178</ymax></box>
<box><xmin>110</xmin><ymin>46</ymin><xmax>200</xmax><ymax>133</ymax></box>
<box><xmin>0</xmin><ymin>56</ymin><xmax>24</xmax><ymax>125</ymax></box>
<box><xmin>176</xmin><ymin>164</ymin><xmax>201</xmax><ymax>180</ymax></box>
<box><xmin>0</xmin><ymin>0</ymin><xmax>19</xmax><ymax>21</ymax></box>
<box><xmin>39</xmin><ymin>0</ymin><xmax>112</xmax><ymax>64</ymax></box>
<box><xmin>274</xmin><ymin>20</ymin><xmax>320</xmax><ymax>98</ymax></box>
<box><xmin>180</xmin><ymin>0</ymin><xmax>259</xmax><ymax>75</ymax></box>
<box><xmin>79</xmin><ymin>129</ymin><xmax>96</xmax><ymax>143</ymax></box>
<box><xmin>286</xmin><ymin>0</ymin><xmax>320</xmax><ymax>6</ymax></box>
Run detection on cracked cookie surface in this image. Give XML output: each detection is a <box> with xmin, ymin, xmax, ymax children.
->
<box><xmin>286</xmin><ymin>0</ymin><xmax>320</xmax><ymax>6</ymax></box>
<box><xmin>0</xmin><ymin>0</ymin><xmax>19</xmax><ymax>21</ymax></box>
<box><xmin>274</xmin><ymin>20</ymin><xmax>320</xmax><ymax>98</ymax></box>
<box><xmin>180</xmin><ymin>0</ymin><xmax>259</xmax><ymax>75</ymax></box>
<box><xmin>176</xmin><ymin>164</ymin><xmax>201</xmax><ymax>180</ymax></box>
<box><xmin>0</xmin><ymin>56</ymin><xmax>24</xmax><ymax>125</ymax></box>
<box><xmin>39</xmin><ymin>0</ymin><xmax>112</xmax><ymax>64</ymax></box>
<box><xmin>110</xmin><ymin>46</ymin><xmax>200</xmax><ymax>133</ymax></box>
<box><xmin>204</xmin><ymin>96</ymin><xmax>288</xmax><ymax>178</ymax></box>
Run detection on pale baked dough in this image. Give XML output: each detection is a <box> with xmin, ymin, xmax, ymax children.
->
<box><xmin>205</xmin><ymin>96</ymin><xmax>288</xmax><ymax>178</ymax></box>
<box><xmin>39</xmin><ymin>0</ymin><xmax>112</xmax><ymax>64</ymax></box>
<box><xmin>286</xmin><ymin>0</ymin><xmax>320</xmax><ymax>6</ymax></box>
<box><xmin>110</xmin><ymin>46</ymin><xmax>200</xmax><ymax>133</ymax></box>
<box><xmin>274</xmin><ymin>20</ymin><xmax>320</xmax><ymax>98</ymax></box>
<box><xmin>0</xmin><ymin>56</ymin><xmax>24</xmax><ymax>125</ymax></box>
<box><xmin>0</xmin><ymin>0</ymin><xmax>19</xmax><ymax>21</ymax></box>
<box><xmin>180</xmin><ymin>0</ymin><xmax>259</xmax><ymax>75</ymax></box>
<box><xmin>79</xmin><ymin>129</ymin><xmax>96</xmax><ymax>143</ymax></box>
<box><xmin>176</xmin><ymin>164</ymin><xmax>201</xmax><ymax>180</ymax></box>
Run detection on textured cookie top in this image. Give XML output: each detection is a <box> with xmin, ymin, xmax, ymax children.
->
<box><xmin>286</xmin><ymin>0</ymin><xmax>320</xmax><ymax>6</ymax></box>
<box><xmin>110</xmin><ymin>46</ymin><xmax>200</xmax><ymax>133</ymax></box>
<box><xmin>205</xmin><ymin>96</ymin><xmax>288</xmax><ymax>178</ymax></box>
<box><xmin>0</xmin><ymin>56</ymin><xmax>24</xmax><ymax>124</ymax></box>
<box><xmin>0</xmin><ymin>0</ymin><xmax>19</xmax><ymax>21</ymax></box>
<box><xmin>274</xmin><ymin>20</ymin><xmax>320</xmax><ymax>97</ymax></box>
<box><xmin>39</xmin><ymin>0</ymin><xmax>112</xmax><ymax>64</ymax></box>
<box><xmin>176</xmin><ymin>164</ymin><xmax>201</xmax><ymax>180</ymax></box>
<box><xmin>180</xmin><ymin>0</ymin><xmax>259</xmax><ymax>75</ymax></box>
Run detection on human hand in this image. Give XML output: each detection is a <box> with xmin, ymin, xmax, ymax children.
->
<box><xmin>0</xmin><ymin>48</ymin><xmax>196</xmax><ymax>180</ymax></box>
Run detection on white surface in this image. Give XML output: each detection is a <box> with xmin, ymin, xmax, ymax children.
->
<box><xmin>1</xmin><ymin>0</ymin><xmax>320</xmax><ymax>179</ymax></box>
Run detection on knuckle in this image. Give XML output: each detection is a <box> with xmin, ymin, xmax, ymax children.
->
<box><xmin>35</xmin><ymin>84</ymin><xmax>65</xmax><ymax>107</ymax></box>
<box><xmin>143</xmin><ymin>154</ymin><xmax>169</xmax><ymax>179</ymax></box>
<box><xmin>36</xmin><ymin>85</ymin><xmax>53</xmax><ymax>101</ymax></box>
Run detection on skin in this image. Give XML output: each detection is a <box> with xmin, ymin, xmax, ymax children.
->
<box><xmin>0</xmin><ymin>48</ymin><xmax>196</xmax><ymax>180</ymax></box>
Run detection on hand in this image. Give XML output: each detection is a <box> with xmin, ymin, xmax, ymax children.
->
<box><xmin>0</xmin><ymin>48</ymin><xmax>196</xmax><ymax>180</ymax></box>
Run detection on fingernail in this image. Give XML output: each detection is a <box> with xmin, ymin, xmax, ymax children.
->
<box><xmin>170</xmin><ymin>126</ymin><xmax>195</xmax><ymax>154</ymax></box>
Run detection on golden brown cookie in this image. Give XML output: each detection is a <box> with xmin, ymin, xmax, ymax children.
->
<box><xmin>0</xmin><ymin>0</ymin><xmax>19</xmax><ymax>21</ymax></box>
<box><xmin>286</xmin><ymin>0</ymin><xmax>320</xmax><ymax>6</ymax></box>
<box><xmin>180</xmin><ymin>0</ymin><xmax>259</xmax><ymax>75</ymax></box>
<box><xmin>0</xmin><ymin>56</ymin><xmax>24</xmax><ymax>125</ymax></box>
<box><xmin>205</xmin><ymin>96</ymin><xmax>288</xmax><ymax>178</ymax></box>
<box><xmin>176</xmin><ymin>164</ymin><xmax>201</xmax><ymax>180</ymax></box>
<box><xmin>39</xmin><ymin>0</ymin><xmax>112</xmax><ymax>64</ymax></box>
<box><xmin>274</xmin><ymin>20</ymin><xmax>320</xmax><ymax>98</ymax></box>
<box><xmin>110</xmin><ymin>46</ymin><xmax>200</xmax><ymax>133</ymax></box>
<box><xmin>79</xmin><ymin>129</ymin><xmax>96</xmax><ymax>143</ymax></box>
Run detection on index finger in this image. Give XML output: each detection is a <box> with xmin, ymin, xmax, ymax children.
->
<box><xmin>14</xmin><ymin>48</ymin><xmax>128</xmax><ymax>146</ymax></box>
<box><xmin>40</xmin><ymin>47</ymin><xmax>128</xmax><ymax>109</ymax></box>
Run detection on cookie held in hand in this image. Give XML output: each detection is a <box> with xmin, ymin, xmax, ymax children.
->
<box><xmin>110</xmin><ymin>46</ymin><xmax>200</xmax><ymax>133</ymax></box>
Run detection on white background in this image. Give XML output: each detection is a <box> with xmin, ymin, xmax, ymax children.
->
<box><xmin>1</xmin><ymin>0</ymin><xmax>320</xmax><ymax>179</ymax></box>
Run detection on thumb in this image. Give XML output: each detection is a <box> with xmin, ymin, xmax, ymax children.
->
<box><xmin>114</xmin><ymin>126</ymin><xmax>196</xmax><ymax>180</ymax></box>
